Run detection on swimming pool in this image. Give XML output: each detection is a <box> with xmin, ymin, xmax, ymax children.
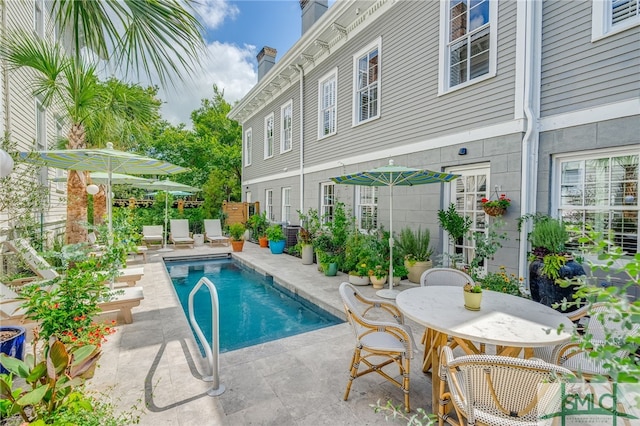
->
<box><xmin>165</xmin><ymin>258</ymin><xmax>342</xmax><ymax>353</ymax></box>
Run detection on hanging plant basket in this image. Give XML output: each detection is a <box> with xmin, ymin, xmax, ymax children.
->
<box><xmin>483</xmin><ymin>205</ymin><xmax>507</xmax><ymax>217</ymax></box>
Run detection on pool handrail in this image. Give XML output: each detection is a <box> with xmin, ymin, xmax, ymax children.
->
<box><xmin>188</xmin><ymin>277</ymin><xmax>225</xmax><ymax>396</ymax></box>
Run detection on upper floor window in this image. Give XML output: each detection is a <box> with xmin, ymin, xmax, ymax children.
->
<box><xmin>282</xmin><ymin>187</ymin><xmax>291</xmax><ymax>223</ymax></box>
<box><xmin>353</xmin><ymin>38</ymin><xmax>381</xmax><ymax>125</ymax></box>
<box><xmin>244</xmin><ymin>128</ymin><xmax>252</xmax><ymax>167</ymax></box>
<box><xmin>318</xmin><ymin>68</ymin><xmax>337</xmax><ymax>138</ymax></box>
<box><xmin>264</xmin><ymin>113</ymin><xmax>274</xmax><ymax>159</ymax></box>
<box><xmin>439</xmin><ymin>0</ymin><xmax>497</xmax><ymax>93</ymax></box>
<box><xmin>356</xmin><ymin>186</ymin><xmax>378</xmax><ymax>231</ymax></box>
<box><xmin>265</xmin><ymin>189</ymin><xmax>274</xmax><ymax>221</ymax></box>
<box><xmin>281</xmin><ymin>101</ymin><xmax>292</xmax><ymax>153</ymax></box>
<box><xmin>34</xmin><ymin>0</ymin><xmax>45</xmax><ymax>38</ymax></box>
<box><xmin>555</xmin><ymin>149</ymin><xmax>639</xmax><ymax>255</ymax></box>
<box><xmin>592</xmin><ymin>0</ymin><xmax>640</xmax><ymax>40</ymax></box>
<box><xmin>320</xmin><ymin>182</ymin><xmax>335</xmax><ymax>224</ymax></box>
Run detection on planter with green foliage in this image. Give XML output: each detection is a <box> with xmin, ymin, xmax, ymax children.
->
<box><xmin>248</xmin><ymin>212</ymin><xmax>269</xmax><ymax>246</ymax></box>
<box><xmin>266</xmin><ymin>224</ymin><xmax>285</xmax><ymax>254</ymax></box>
<box><xmin>395</xmin><ymin>227</ymin><xmax>433</xmax><ymax>283</ymax></box>
<box><xmin>229</xmin><ymin>223</ymin><xmax>245</xmax><ymax>252</ymax></box>
<box><xmin>438</xmin><ymin>203</ymin><xmax>472</xmax><ymax>268</ymax></box>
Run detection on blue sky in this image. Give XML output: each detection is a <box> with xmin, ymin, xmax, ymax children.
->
<box><xmin>158</xmin><ymin>0</ymin><xmax>334</xmax><ymax>127</ymax></box>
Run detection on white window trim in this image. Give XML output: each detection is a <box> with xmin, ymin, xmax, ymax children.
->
<box><xmin>280</xmin><ymin>100</ymin><xmax>293</xmax><ymax>154</ymax></box>
<box><xmin>34</xmin><ymin>0</ymin><xmax>44</xmax><ymax>38</ymax></box>
<box><xmin>320</xmin><ymin>182</ymin><xmax>335</xmax><ymax>223</ymax></box>
<box><xmin>437</xmin><ymin>0</ymin><xmax>498</xmax><ymax>96</ymax></box>
<box><xmin>265</xmin><ymin>189</ymin><xmax>274</xmax><ymax>222</ymax></box>
<box><xmin>352</xmin><ymin>37</ymin><xmax>382</xmax><ymax>127</ymax></box>
<box><xmin>355</xmin><ymin>186</ymin><xmax>378</xmax><ymax>232</ymax></box>
<box><xmin>281</xmin><ymin>187</ymin><xmax>291</xmax><ymax>224</ymax></box>
<box><xmin>318</xmin><ymin>67</ymin><xmax>338</xmax><ymax>140</ymax></box>
<box><xmin>244</xmin><ymin>128</ymin><xmax>252</xmax><ymax>167</ymax></box>
<box><xmin>264</xmin><ymin>113</ymin><xmax>274</xmax><ymax>159</ymax></box>
<box><xmin>592</xmin><ymin>0</ymin><xmax>640</xmax><ymax>41</ymax></box>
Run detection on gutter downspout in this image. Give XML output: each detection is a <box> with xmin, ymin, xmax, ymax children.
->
<box><xmin>295</xmin><ymin>64</ymin><xmax>305</xmax><ymax>216</ymax></box>
<box><xmin>518</xmin><ymin>0</ymin><xmax>542</xmax><ymax>288</ymax></box>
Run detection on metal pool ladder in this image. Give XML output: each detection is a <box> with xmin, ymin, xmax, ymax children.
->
<box><xmin>188</xmin><ymin>277</ymin><xmax>225</xmax><ymax>396</ymax></box>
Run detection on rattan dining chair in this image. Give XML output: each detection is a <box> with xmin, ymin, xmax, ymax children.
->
<box><xmin>339</xmin><ymin>282</ymin><xmax>415</xmax><ymax>411</ymax></box>
<box><xmin>533</xmin><ymin>302</ymin><xmax>640</xmax><ymax>380</ymax></box>
<box><xmin>439</xmin><ymin>345</ymin><xmax>575</xmax><ymax>426</ymax></box>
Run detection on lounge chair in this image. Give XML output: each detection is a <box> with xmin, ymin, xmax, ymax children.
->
<box><xmin>1</xmin><ymin>282</ymin><xmax>144</xmax><ymax>325</ymax></box>
<box><xmin>169</xmin><ymin>219</ymin><xmax>194</xmax><ymax>248</ymax></box>
<box><xmin>142</xmin><ymin>225</ymin><xmax>164</xmax><ymax>247</ymax></box>
<box><xmin>204</xmin><ymin>219</ymin><xmax>230</xmax><ymax>247</ymax></box>
<box><xmin>4</xmin><ymin>239</ymin><xmax>144</xmax><ymax>287</ymax></box>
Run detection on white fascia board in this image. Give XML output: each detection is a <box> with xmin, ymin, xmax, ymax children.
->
<box><xmin>539</xmin><ymin>99</ymin><xmax>640</xmax><ymax>132</ymax></box>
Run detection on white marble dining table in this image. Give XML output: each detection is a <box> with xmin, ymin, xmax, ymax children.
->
<box><xmin>395</xmin><ymin>286</ymin><xmax>574</xmax><ymax>410</ymax></box>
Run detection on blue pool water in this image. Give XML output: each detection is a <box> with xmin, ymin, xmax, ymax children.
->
<box><xmin>166</xmin><ymin>258</ymin><xmax>342</xmax><ymax>353</ymax></box>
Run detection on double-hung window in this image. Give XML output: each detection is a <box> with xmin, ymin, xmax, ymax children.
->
<box><xmin>281</xmin><ymin>101</ymin><xmax>292</xmax><ymax>153</ymax></box>
<box><xmin>265</xmin><ymin>189</ymin><xmax>274</xmax><ymax>221</ymax></box>
<box><xmin>356</xmin><ymin>186</ymin><xmax>378</xmax><ymax>231</ymax></box>
<box><xmin>353</xmin><ymin>38</ymin><xmax>381</xmax><ymax>125</ymax></box>
<box><xmin>244</xmin><ymin>128</ymin><xmax>252</xmax><ymax>166</ymax></box>
<box><xmin>318</xmin><ymin>69</ymin><xmax>337</xmax><ymax>138</ymax></box>
<box><xmin>555</xmin><ymin>149</ymin><xmax>639</xmax><ymax>255</ymax></box>
<box><xmin>264</xmin><ymin>113</ymin><xmax>274</xmax><ymax>159</ymax></box>
<box><xmin>593</xmin><ymin>0</ymin><xmax>640</xmax><ymax>40</ymax></box>
<box><xmin>282</xmin><ymin>187</ymin><xmax>291</xmax><ymax>223</ymax></box>
<box><xmin>320</xmin><ymin>182</ymin><xmax>335</xmax><ymax>223</ymax></box>
<box><xmin>439</xmin><ymin>0</ymin><xmax>496</xmax><ymax>93</ymax></box>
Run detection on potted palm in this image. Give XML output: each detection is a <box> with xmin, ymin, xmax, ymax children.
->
<box><xmin>266</xmin><ymin>224</ymin><xmax>286</xmax><ymax>254</ymax></box>
<box><xmin>229</xmin><ymin>223</ymin><xmax>245</xmax><ymax>252</ymax></box>
<box><xmin>395</xmin><ymin>227</ymin><xmax>433</xmax><ymax>283</ymax></box>
<box><xmin>248</xmin><ymin>212</ymin><xmax>269</xmax><ymax>247</ymax></box>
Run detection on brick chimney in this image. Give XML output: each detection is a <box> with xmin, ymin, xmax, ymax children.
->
<box><xmin>257</xmin><ymin>46</ymin><xmax>277</xmax><ymax>82</ymax></box>
<box><xmin>300</xmin><ymin>0</ymin><xmax>328</xmax><ymax>35</ymax></box>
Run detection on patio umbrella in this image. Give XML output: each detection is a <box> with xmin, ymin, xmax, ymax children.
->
<box><xmin>52</xmin><ymin>171</ymin><xmax>154</xmax><ymax>185</ymax></box>
<box><xmin>19</xmin><ymin>142</ymin><xmax>187</xmax><ymax>242</ymax></box>
<box><xmin>331</xmin><ymin>159</ymin><xmax>460</xmax><ymax>299</ymax></box>
<box><xmin>134</xmin><ymin>179</ymin><xmax>201</xmax><ymax>251</ymax></box>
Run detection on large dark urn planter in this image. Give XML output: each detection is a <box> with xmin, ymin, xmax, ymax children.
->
<box><xmin>0</xmin><ymin>326</ymin><xmax>26</xmax><ymax>374</ymax></box>
<box><xmin>529</xmin><ymin>258</ymin><xmax>585</xmax><ymax>313</ymax></box>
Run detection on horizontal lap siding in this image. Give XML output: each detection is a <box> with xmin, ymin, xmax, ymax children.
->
<box><xmin>541</xmin><ymin>0</ymin><xmax>640</xmax><ymax>116</ymax></box>
<box><xmin>302</xmin><ymin>0</ymin><xmax>517</xmax><ymax>168</ymax></box>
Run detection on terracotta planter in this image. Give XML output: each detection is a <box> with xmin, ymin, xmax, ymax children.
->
<box><xmin>370</xmin><ymin>275</ymin><xmax>387</xmax><ymax>289</ymax></box>
<box><xmin>258</xmin><ymin>236</ymin><xmax>269</xmax><ymax>248</ymax></box>
<box><xmin>231</xmin><ymin>240</ymin><xmax>244</xmax><ymax>252</ymax></box>
<box><xmin>405</xmin><ymin>260</ymin><xmax>432</xmax><ymax>283</ymax></box>
<box><xmin>348</xmin><ymin>274</ymin><xmax>370</xmax><ymax>286</ymax></box>
<box><xmin>463</xmin><ymin>291</ymin><xmax>482</xmax><ymax>311</ymax></box>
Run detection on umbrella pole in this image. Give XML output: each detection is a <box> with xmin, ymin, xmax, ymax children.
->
<box><xmin>376</xmin><ymin>183</ymin><xmax>399</xmax><ymax>299</ymax></box>
<box><xmin>164</xmin><ymin>191</ymin><xmax>168</xmax><ymax>249</ymax></box>
<box><xmin>107</xmin><ymin>161</ymin><xmax>113</xmax><ymax>245</ymax></box>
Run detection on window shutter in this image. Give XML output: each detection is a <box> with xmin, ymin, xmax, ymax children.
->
<box><xmin>612</xmin><ymin>0</ymin><xmax>638</xmax><ymax>25</ymax></box>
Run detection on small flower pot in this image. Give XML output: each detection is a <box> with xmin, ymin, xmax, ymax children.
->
<box><xmin>323</xmin><ymin>262</ymin><xmax>338</xmax><ymax>276</ymax></box>
<box><xmin>370</xmin><ymin>275</ymin><xmax>387</xmax><ymax>289</ymax></box>
<box><xmin>231</xmin><ymin>240</ymin><xmax>244</xmax><ymax>252</ymax></box>
<box><xmin>348</xmin><ymin>274</ymin><xmax>370</xmax><ymax>286</ymax></box>
<box><xmin>258</xmin><ymin>236</ymin><xmax>269</xmax><ymax>248</ymax></box>
<box><xmin>463</xmin><ymin>291</ymin><xmax>482</xmax><ymax>311</ymax></box>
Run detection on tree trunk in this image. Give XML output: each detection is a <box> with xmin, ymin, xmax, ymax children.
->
<box><xmin>93</xmin><ymin>185</ymin><xmax>106</xmax><ymax>225</ymax></box>
<box><xmin>66</xmin><ymin>122</ymin><xmax>88</xmax><ymax>244</ymax></box>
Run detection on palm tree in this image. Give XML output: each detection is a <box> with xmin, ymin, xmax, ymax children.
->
<box><xmin>0</xmin><ymin>34</ymin><xmax>160</xmax><ymax>243</ymax></box>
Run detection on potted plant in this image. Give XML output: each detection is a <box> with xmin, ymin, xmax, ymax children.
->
<box><xmin>438</xmin><ymin>204</ymin><xmax>472</xmax><ymax>268</ymax></box>
<box><xmin>463</xmin><ymin>282</ymin><xmax>482</xmax><ymax>310</ymax></box>
<box><xmin>229</xmin><ymin>222</ymin><xmax>245</xmax><ymax>252</ymax></box>
<box><xmin>298</xmin><ymin>208</ymin><xmax>321</xmax><ymax>265</ymax></box>
<box><xmin>0</xmin><ymin>326</ymin><xmax>26</xmax><ymax>374</ymax></box>
<box><xmin>266</xmin><ymin>224</ymin><xmax>286</xmax><ymax>254</ymax></box>
<box><xmin>369</xmin><ymin>263</ymin><xmax>388</xmax><ymax>289</ymax></box>
<box><xmin>481</xmin><ymin>193</ymin><xmax>511</xmax><ymax>217</ymax></box>
<box><xmin>248</xmin><ymin>212</ymin><xmax>269</xmax><ymax>247</ymax></box>
<box><xmin>298</xmin><ymin>227</ymin><xmax>314</xmax><ymax>265</ymax></box>
<box><xmin>521</xmin><ymin>214</ymin><xmax>584</xmax><ymax>311</ymax></box>
<box><xmin>318</xmin><ymin>251</ymin><xmax>338</xmax><ymax>276</ymax></box>
<box><xmin>395</xmin><ymin>227</ymin><xmax>433</xmax><ymax>283</ymax></box>
<box><xmin>348</xmin><ymin>260</ymin><xmax>371</xmax><ymax>286</ymax></box>
<box><xmin>392</xmin><ymin>263</ymin><xmax>408</xmax><ymax>285</ymax></box>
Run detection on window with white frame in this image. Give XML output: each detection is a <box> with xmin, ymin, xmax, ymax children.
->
<box><xmin>592</xmin><ymin>0</ymin><xmax>640</xmax><ymax>40</ymax></box>
<box><xmin>55</xmin><ymin>117</ymin><xmax>65</xmax><ymax>191</ymax></box>
<box><xmin>246</xmin><ymin>191</ymin><xmax>251</xmax><ymax>203</ymax></box>
<box><xmin>556</xmin><ymin>150</ymin><xmax>639</xmax><ymax>255</ymax></box>
<box><xmin>244</xmin><ymin>128</ymin><xmax>252</xmax><ymax>166</ymax></box>
<box><xmin>34</xmin><ymin>0</ymin><xmax>44</xmax><ymax>38</ymax></box>
<box><xmin>35</xmin><ymin>97</ymin><xmax>47</xmax><ymax>186</ymax></box>
<box><xmin>265</xmin><ymin>189</ymin><xmax>274</xmax><ymax>221</ymax></box>
<box><xmin>281</xmin><ymin>101</ymin><xmax>292</xmax><ymax>153</ymax></box>
<box><xmin>264</xmin><ymin>113</ymin><xmax>274</xmax><ymax>159</ymax></box>
<box><xmin>446</xmin><ymin>165</ymin><xmax>489</xmax><ymax>270</ymax></box>
<box><xmin>353</xmin><ymin>38</ymin><xmax>380</xmax><ymax>125</ymax></box>
<box><xmin>282</xmin><ymin>187</ymin><xmax>291</xmax><ymax>223</ymax></box>
<box><xmin>440</xmin><ymin>0</ymin><xmax>496</xmax><ymax>92</ymax></box>
<box><xmin>318</xmin><ymin>69</ymin><xmax>337</xmax><ymax>138</ymax></box>
<box><xmin>320</xmin><ymin>182</ymin><xmax>335</xmax><ymax>223</ymax></box>
<box><xmin>356</xmin><ymin>186</ymin><xmax>378</xmax><ymax>231</ymax></box>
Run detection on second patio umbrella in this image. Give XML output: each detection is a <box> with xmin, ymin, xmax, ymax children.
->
<box><xmin>135</xmin><ymin>179</ymin><xmax>201</xmax><ymax>251</ymax></box>
<box><xmin>331</xmin><ymin>159</ymin><xmax>460</xmax><ymax>299</ymax></box>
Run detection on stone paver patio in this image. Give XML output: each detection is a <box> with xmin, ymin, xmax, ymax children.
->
<box><xmin>89</xmin><ymin>241</ymin><xmax>435</xmax><ymax>425</ymax></box>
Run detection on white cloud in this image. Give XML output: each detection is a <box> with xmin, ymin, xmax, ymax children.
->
<box><xmin>194</xmin><ymin>0</ymin><xmax>240</xmax><ymax>30</ymax></box>
<box><xmin>157</xmin><ymin>41</ymin><xmax>257</xmax><ymax>127</ymax></box>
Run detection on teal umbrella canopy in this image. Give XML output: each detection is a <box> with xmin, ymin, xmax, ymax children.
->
<box><xmin>331</xmin><ymin>159</ymin><xmax>460</xmax><ymax>298</ymax></box>
<box><xmin>52</xmin><ymin>171</ymin><xmax>153</xmax><ymax>185</ymax></box>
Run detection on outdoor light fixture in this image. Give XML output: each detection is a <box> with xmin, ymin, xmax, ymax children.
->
<box><xmin>86</xmin><ymin>184</ymin><xmax>99</xmax><ymax>195</ymax></box>
<box><xmin>0</xmin><ymin>149</ymin><xmax>14</xmax><ymax>178</ymax></box>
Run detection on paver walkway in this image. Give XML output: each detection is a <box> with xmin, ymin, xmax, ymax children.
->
<box><xmin>90</xmin><ymin>242</ymin><xmax>435</xmax><ymax>425</ymax></box>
